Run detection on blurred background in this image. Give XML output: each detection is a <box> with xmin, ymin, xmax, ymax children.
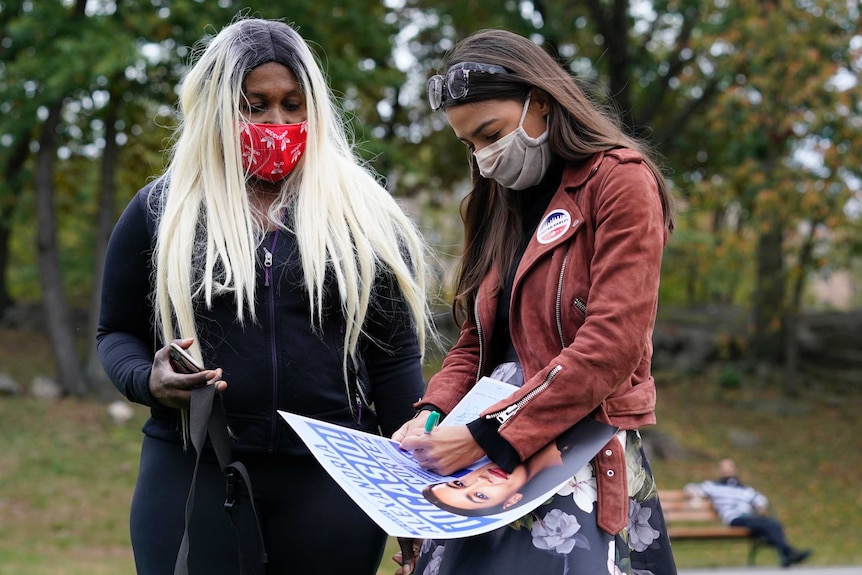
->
<box><xmin>0</xmin><ymin>1</ymin><xmax>860</xmax><ymax>573</ymax></box>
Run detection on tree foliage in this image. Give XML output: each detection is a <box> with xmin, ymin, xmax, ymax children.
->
<box><xmin>0</xmin><ymin>0</ymin><xmax>859</xmax><ymax>394</ymax></box>
<box><xmin>672</xmin><ymin>0</ymin><xmax>862</xmax><ymax>362</ymax></box>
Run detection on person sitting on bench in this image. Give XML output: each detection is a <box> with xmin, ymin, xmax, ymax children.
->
<box><xmin>684</xmin><ymin>458</ymin><xmax>812</xmax><ymax>568</ymax></box>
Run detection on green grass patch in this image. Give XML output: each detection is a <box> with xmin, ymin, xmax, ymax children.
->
<box><xmin>651</xmin><ymin>378</ymin><xmax>861</xmax><ymax>568</ymax></box>
<box><xmin>0</xmin><ymin>396</ymin><xmax>146</xmax><ymax>575</ymax></box>
<box><xmin>1</xmin><ymin>325</ymin><xmax>860</xmax><ymax>574</ymax></box>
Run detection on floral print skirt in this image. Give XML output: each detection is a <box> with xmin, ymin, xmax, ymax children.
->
<box><xmin>413</xmin><ymin>429</ymin><xmax>678</xmax><ymax>575</ymax></box>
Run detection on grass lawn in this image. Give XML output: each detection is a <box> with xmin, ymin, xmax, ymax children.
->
<box><xmin>646</xmin><ymin>371</ymin><xmax>862</xmax><ymax>569</ymax></box>
<box><xmin>1</xmin><ymin>327</ymin><xmax>860</xmax><ymax>574</ymax></box>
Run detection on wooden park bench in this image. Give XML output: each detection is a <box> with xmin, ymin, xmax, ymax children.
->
<box><xmin>660</xmin><ymin>489</ymin><xmax>765</xmax><ymax>565</ymax></box>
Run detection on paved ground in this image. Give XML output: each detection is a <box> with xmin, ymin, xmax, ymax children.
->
<box><xmin>680</xmin><ymin>567</ymin><xmax>862</xmax><ymax>575</ymax></box>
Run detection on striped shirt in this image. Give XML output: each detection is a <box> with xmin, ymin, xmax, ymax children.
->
<box><xmin>683</xmin><ymin>479</ymin><xmax>769</xmax><ymax>524</ymax></box>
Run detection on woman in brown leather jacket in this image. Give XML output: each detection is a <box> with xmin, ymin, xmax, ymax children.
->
<box><xmin>394</xmin><ymin>29</ymin><xmax>678</xmax><ymax>575</ymax></box>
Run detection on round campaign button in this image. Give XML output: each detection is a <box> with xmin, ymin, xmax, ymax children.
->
<box><xmin>536</xmin><ymin>209</ymin><xmax>572</xmax><ymax>244</ymax></box>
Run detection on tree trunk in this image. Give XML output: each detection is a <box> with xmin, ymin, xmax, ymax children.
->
<box><xmin>85</xmin><ymin>93</ymin><xmax>121</xmax><ymax>400</ymax></box>
<box><xmin>0</xmin><ymin>216</ymin><xmax>13</xmax><ymax>319</ymax></box>
<box><xmin>36</xmin><ymin>99</ymin><xmax>87</xmax><ymax>396</ymax></box>
<box><xmin>782</xmin><ymin>220</ymin><xmax>819</xmax><ymax>396</ymax></box>
<box><xmin>0</xmin><ymin>132</ymin><xmax>32</xmax><ymax>319</ymax></box>
<box><xmin>584</xmin><ymin>0</ymin><xmax>634</xmax><ymax>131</ymax></box>
<box><xmin>751</xmin><ymin>215</ymin><xmax>785</xmax><ymax>365</ymax></box>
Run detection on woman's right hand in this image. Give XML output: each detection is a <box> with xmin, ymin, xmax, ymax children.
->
<box><xmin>148</xmin><ymin>339</ymin><xmax>226</xmax><ymax>409</ymax></box>
<box><xmin>391</xmin><ymin>410</ymin><xmax>432</xmax><ymax>443</ymax></box>
<box><xmin>400</xmin><ymin>424</ymin><xmax>485</xmax><ymax>477</ymax></box>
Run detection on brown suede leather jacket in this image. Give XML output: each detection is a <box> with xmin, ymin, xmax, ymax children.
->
<box><xmin>419</xmin><ymin>148</ymin><xmax>668</xmax><ymax>533</ymax></box>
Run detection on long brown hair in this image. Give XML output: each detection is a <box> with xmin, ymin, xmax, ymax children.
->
<box><xmin>437</xmin><ymin>29</ymin><xmax>675</xmax><ymax>325</ymax></box>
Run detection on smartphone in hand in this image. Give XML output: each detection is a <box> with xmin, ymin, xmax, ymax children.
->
<box><xmin>169</xmin><ymin>342</ymin><xmax>204</xmax><ymax>374</ymax></box>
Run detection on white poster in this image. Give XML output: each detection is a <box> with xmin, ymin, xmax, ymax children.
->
<box><xmin>279</xmin><ymin>379</ymin><xmax>616</xmax><ymax>539</ymax></box>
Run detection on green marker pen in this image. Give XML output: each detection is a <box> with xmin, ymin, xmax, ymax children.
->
<box><xmin>424</xmin><ymin>410</ymin><xmax>440</xmax><ymax>434</ymax></box>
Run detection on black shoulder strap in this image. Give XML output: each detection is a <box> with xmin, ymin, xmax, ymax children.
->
<box><xmin>174</xmin><ymin>384</ymin><xmax>268</xmax><ymax>575</ymax></box>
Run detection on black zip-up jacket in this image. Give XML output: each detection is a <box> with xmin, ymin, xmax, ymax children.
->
<box><xmin>97</xmin><ymin>181</ymin><xmax>425</xmax><ymax>455</ymax></box>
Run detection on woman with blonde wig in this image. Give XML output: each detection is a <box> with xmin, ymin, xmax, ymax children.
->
<box><xmin>98</xmin><ymin>18</ymin><xmax>433</xmax><ymax>574</ymax></box>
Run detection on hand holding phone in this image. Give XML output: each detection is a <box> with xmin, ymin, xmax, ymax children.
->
<box><xmin>169</xmin><ymin>342</ymin><xmax>205</xmax><ymax>374</ymax></box>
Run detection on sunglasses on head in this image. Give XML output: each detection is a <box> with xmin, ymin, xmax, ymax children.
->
<box><xmin>427</xmin><ymin>62</ymin><xmax>509</xmax><ymax>111</ymax></box>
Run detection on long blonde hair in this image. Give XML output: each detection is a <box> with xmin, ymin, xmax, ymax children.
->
<box><xmin>153</xmin><ymin>18</ymin><xmax>432</xmax><ymax>375</ymax></box>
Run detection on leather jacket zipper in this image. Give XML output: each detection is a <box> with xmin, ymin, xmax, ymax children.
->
<box><xmin>555</xmin><ymin>249</ymin><xmax>571</xmax><ymax>349</ymax></box>
<box><xmin>573</xmin><ymin>297</ymin><xmax>587</xmax><ymax>315</ymax></box>
<box><xmin>484</xmin><ymin>364</ymin><xmax>562</xmax><ymax>427</ymax></box>
<box><xmin>474</xmin><ymin>298</ymin><xmax>485</xmax><ymax>383</ymax></box>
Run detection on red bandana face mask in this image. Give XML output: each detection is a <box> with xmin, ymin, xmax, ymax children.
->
<box><xmin>239</xmin><ymin>121</ymin><xmax>308</xmax><ymax>182</ymax></box>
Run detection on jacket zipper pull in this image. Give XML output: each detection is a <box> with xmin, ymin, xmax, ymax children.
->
<box><xmin>355</xmin><ymin>392</ymin><xmax>362</xmax><ymax>423</ymax></box>
<box><xmin>484</xmin><ymin>365</ymin><xmax>563</xmax><ymax>427</ymax></box>
<box><xmin>487</xmin><ymin>403</ymin><xmax>519</xmax><ymax>425</ymax></box>
<box><xmin>263</xmin><ymin>247</ymin><xmax>273</xmax><ymax>287</ymax></box>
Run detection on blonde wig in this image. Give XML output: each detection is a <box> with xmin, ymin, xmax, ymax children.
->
<box><xmin>153</xmin><ymin>18</ymin><xmax>433</xmax><ymax>378</ymax></box>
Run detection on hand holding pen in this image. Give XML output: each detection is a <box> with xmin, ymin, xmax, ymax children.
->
<box><xmin>398</xmin><ymin>411</ymin><xmax>486</xmax><ymax>476</ymax></box>
<box><xmin>390</xmin><ymin>408</ymin><xmax>437</xmax><ymax>443</ymax></box>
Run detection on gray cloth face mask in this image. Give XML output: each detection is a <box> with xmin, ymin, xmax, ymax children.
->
<box><xmin>473</xmin><ymin>93</ymin><xmax>551</xmax><ymax>190</ymax></box>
